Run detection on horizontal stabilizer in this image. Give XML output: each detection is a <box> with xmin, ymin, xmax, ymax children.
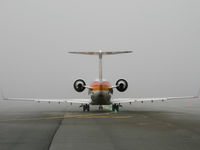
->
<box><xmin>69</xmin><ymin>50</ymin><xmax>132</xmax><ymax>55</ymax></box>
<box><xmin>69</xmin><ymin>50</ymin><xmax>132</xmax><ymax>82</ymax></box>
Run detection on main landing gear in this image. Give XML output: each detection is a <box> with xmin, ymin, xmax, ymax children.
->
<box><xmin>112</xmin><ymin>104</ymin><xmax>120</xmax><ymax>112</ymax></box>
<box><xmin>81</xmin><ymin>104</ymin><xmax>90</xmax><ymax>112</ymax></box>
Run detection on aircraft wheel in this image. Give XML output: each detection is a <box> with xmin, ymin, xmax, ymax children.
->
<box><xmin>87</xmin><ymin>104</ymin><xmax>90</xmax><ymax>112</ymax></box>
<box><xmin>112</xmin><ymin>104</ymin><xmax>115</xmax><ymax>111</ymax></box>
<box><xmin>83</xmin><ymin>104</ymin><xmax>90</xmax><ymax>112</ymax></box>
<box><xmin>112</xmin><ymin>104</ymin><xmax>119</xmax><ymax>112</ymax></box>
<box><xmin>116</xmin><ymin>105</ymin><xmax>119</xmax><ymax>112</ymax></box>
<box><xmin>83</xmin><ymin>105</ymin><xmax>86</xmax><ymax>112</ymax></box>
<box><xmin>99</xmin><ymin>105</ymin><xmax>103</xmax><ymax>111</ymax></box>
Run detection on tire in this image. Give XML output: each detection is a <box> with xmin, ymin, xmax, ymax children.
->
<box><xmin>112</xmin><ymin>105</ymin><xmax>115</xmax><ymax>111</ymax></box>
<box><xmin>116</xmin><ymin>105</ymin><xmax>119</xmax><ymax>112</ymax></box>
<box><xmin>112</xmin><ymin>104</ymin><xmax>119</xmax><ymax>112</ymax></box>
<box><xmin>83</xmin><ymin>105</ymin><xmax>86</xmax><ymax>112</ymax></box>
<box><xmin>87</xmin><ymin>105</ymin><xmax>90</xmax><ymax>112</ymax></box>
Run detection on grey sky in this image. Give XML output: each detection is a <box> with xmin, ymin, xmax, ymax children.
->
<box><xmin>0</xmin><ymin>0</ymin><xmax>199</xmax><ymax>99</ymax></box>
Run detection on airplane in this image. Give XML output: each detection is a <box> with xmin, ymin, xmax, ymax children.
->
<box><xmin>1</xmin><ymin>50</ymin><xmax>200</xmax><ymax>112</ymax></box>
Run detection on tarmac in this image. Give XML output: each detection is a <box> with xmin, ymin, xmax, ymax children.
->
<box><xmin>0</xmin><ymin>99</ymin><xmax>200</xmax><ymax>150</ymax></box>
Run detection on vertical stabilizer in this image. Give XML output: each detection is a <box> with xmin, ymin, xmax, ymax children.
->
<box><xmin>69</xmin><ymin>50</ymin><xmax>132</xmax><ymax>82</ymax></box>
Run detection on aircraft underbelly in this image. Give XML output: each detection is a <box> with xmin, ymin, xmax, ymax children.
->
<box><xmin>91</xmin><ymin>90</ymin><xmax>111</xmax><ymax>105</ymax></box>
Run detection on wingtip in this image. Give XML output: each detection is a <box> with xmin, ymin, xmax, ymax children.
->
<box><xmin>193</xmin><ymin>88</ymin><xmax>200</xmax><ymax>99</ymax></box>
<box><xmin>197</xmin><ymin>88</ymin><xmax>200</xmax><ymax>98</ymax></box>
<box><xmin>0</xmin><ymin>90</ymin><xmax>7</xmax><ymax>100</ymax></box>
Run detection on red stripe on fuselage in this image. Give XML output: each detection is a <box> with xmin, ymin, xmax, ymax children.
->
<box><xmin>90</xmin><ymin>81</ymin><xmax>111</xmax><ymax>91</ymax></box>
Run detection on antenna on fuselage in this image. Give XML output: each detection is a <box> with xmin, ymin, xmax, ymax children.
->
<box><xmin>69</xmin><ymin>50</ymin><xmax>132</xmax><ymax>82</ymax></box>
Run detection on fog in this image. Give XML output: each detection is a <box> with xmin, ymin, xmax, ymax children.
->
<box><xmin>0</xmin><ymin>0</ymin><xmax>199</xmax><ymax>99</ymax></box>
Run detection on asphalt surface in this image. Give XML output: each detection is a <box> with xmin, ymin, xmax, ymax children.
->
<box><xmin>0</xmin><ymin>101</ymin><xmax>67</xmax><ymax>150</ymax></box>
<box><xmin>0</xmin><ymin>99</ymin><xmax>200</xmax><ymax>150</ymax></box>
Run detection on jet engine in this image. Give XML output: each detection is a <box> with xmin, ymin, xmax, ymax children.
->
<box><xmin>74</xmin><ymin>79</ymin><xmax>86</xmax><ymax>92</ymax></box>
<box><xmin>116</xmin><ymin>79</ymin><xmax>128</xmax><ymax>92</ymax></box>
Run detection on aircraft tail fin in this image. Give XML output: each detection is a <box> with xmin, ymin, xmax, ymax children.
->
<box><xmin>69</xmin><ymin>50</ymin><xmax>132</xmax><ymax>82</ymax></box>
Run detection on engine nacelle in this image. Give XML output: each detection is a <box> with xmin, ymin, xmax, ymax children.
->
<box><xmin>116</xmin><ymin>79</ymin><xmax>128</xmax><ymax>92</ymax></box>
<box><xmin>74</xmin><ymin>79</ymin><xmax>86</xmax><ymax>92</ymax></box>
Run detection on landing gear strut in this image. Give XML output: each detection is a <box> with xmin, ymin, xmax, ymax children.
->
<box><xmin>112</xmin><ymin>104</ymin><xmax>119</xmax><ymax>112</ymax></box>
<box><xmin>82</xmin><ymin>104</ymin><xmax>90</xmax><ymax>112</ymax></box>
<box><xmin>99</xmin><ymin>105</ymin><xmax>103</xmax><ymax>111</ymax></box>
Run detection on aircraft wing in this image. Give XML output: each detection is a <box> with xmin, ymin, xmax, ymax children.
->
<box><xmin>1</xmin><ymin>96</ymin><xmax>91</xmax><ymax>104</ymax></box>
<box><xmin>66</xmin><ymin>99</ymin><xmax>91</xmax><ymax>104</ymax></box>
<box><xmin>111</xmin><ymin>95</ymin><xmax>199</xmax><ymax>104</ymax></box>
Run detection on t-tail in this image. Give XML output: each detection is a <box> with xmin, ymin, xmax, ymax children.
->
<box><xmin>69</xmin><ymin>50</ymin><xmax>133</xmax><ymax>82</ymax></box>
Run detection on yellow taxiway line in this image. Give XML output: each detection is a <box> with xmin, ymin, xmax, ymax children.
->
<box><xmin>0</xmin><ymin>111</ymin><xmax>133</xmax><ymax>122</ymax></box>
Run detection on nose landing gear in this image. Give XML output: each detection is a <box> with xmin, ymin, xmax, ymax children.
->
<box><xmin>99</xmin><ymin>105</ymin><xmax>103</xmax><ymax>111</ymax></box>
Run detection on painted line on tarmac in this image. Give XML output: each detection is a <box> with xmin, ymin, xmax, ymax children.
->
<box><xmin>112</xmin><ymin>116</ymin><xmax>132</xmax><ymax>119</ymax></box>
<box><xmin>0</xmin><ymin>111</ymin><xmax>131</xmax><ymax>122</ymax></box>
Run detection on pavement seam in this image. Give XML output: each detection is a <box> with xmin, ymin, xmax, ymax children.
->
<box><xmin>47</xmin><ymin>112</ymin><xmax>65</xmax><ymax>150</ymax></box>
